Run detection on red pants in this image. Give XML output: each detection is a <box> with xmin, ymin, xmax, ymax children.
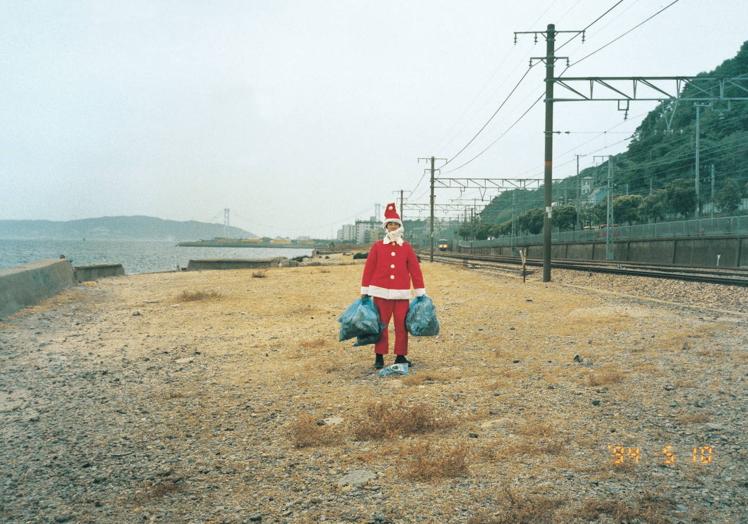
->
<box><xmin>373</xmin><ymin>297</ymin><xmax>409</xmax><ymax>356</ymax></box>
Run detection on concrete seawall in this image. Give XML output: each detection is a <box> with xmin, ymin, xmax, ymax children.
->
<box><xmin>0</xmin><ymin>259</ymin><xmax>76</xmax><ymax>319</ymax></box>
<box><xmin>74</xmin><ymin>264</ymin><xmax>125</xmax><ymax>282</ymax></box>
<box><xmin>186</xmin><ymin>258</ymin><xmax>295</xmax><ymax>271</ymax></box>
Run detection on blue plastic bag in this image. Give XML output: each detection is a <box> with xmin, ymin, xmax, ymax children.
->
<box><xmin>338</xmin><ymin>296</ymin><xmax>382</xmax><ymax>343</ymax></box>
<box><xmin>352</xmin><ymin>321</ymin><xmax>385</xmax><ymax>346</ymax></box>
<box><xmin>405</xmin><ymin>296</ymin><xmax>440</xmax><ymax>336</ymax></box>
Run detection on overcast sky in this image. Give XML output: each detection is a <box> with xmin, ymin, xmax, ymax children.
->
<box><xmin>1</xmin><ymin>0</ymin><xmax>745</xmax><ymax>237</ymax></box>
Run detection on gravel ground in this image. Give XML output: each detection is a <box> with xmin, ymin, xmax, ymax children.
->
<box><xmin>1</xmin><ymin>256</ymin><xmax>746</xmax><ymax>523</ymax></box>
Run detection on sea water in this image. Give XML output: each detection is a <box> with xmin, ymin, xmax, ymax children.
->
<box><xmin>0</xmin><ymin>239</ymin><xmax>314</xmax><ymax>275</ymax></box>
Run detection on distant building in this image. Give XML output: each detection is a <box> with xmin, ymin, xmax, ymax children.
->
<box><xmin>337</xmin><ymin>217</ymin><xmax>384</xmax><ymax>244</ymax></box>
<box><xmin>581</xmin><ymin>177</ymin><xmax>593</xmax><ymax>196</ymax></box>
<box><xmin>355</xmin><ymin>219</ymin><xmax>382</xmax><ymax>244</ymax></box>
<box><xmin>337</xmin><ymin>224</ymin><xmax>357</xmax><ymax>242</ymax></box>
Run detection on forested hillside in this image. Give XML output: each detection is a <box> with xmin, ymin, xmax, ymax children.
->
<box><xmin>464</xmin><ymin>41</ymin><xmax>748</xmax><ymax>239</ymax></box>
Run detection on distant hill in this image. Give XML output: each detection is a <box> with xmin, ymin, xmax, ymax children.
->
<box><xmin>474</xmin><ymin>40</ymin><xmax>748</xmax><ymax>233</ymax></box>
<box><xmin>0</xmin><ymin>216</ymin><xmax>256</xmax><ymax>241</ymax></box>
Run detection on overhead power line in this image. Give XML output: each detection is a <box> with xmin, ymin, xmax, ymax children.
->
<box><xmin>444</xmin><ymin>64</ymin><xmax>538</xmax><ymax>166</ymax></box>
<box><xmin>445</xmin><ymin>91</ymin><xmax>546</xmax><ymax>174</ymax></box>
<box><xmin>568</xmin><ymin>0</ymin><xmax>682</xmax><ymax>68</ymax></box>
<box><xmin>556</xmin><ymin>0</ymin><xmax>624</xmax><ymax>51</ymax></box>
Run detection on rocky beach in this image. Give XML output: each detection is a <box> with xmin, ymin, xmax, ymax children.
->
<box><xmin>1</xmin><ymin>256</ymin><xmax>746</xmax><ymax>523</ymax></box>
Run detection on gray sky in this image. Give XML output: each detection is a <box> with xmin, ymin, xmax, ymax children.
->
<box><xmin>1</xmin><ymin>0</ymin><xmax>746</xmax><ymax>237</ymax></box>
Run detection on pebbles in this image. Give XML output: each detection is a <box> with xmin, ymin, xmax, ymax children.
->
<box><xmin>0</xmin><ymin>260</ymin><xmax>745</xmax><ymax>523</ymax></box>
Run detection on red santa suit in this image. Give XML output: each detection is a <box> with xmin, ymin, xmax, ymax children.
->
<box><xmin>360</xmin><ymin>203</ymin><xmax>425</xmax><ymax>356</ymax></box>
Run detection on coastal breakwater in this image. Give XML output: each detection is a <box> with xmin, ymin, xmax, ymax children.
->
<box><xmin>0</xmin><ymin>256</ymin><xmax>306</xmax><ymax>318</ymax></box>
<box><xmin>0</xmin><ymin>259</ymin><xmax>76</xmax><ymax>319</ymax></box>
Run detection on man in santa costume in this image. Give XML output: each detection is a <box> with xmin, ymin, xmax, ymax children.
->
<box><xmin>360</xmin><ymin>202</ymin><xmax>426</xmax><ymax>369</ymax></box>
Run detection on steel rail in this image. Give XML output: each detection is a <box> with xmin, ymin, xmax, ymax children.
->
<box><xmin>424</xmin><ymin>252</ymin><xmax>748</xmax><ymax>287</ymax></box>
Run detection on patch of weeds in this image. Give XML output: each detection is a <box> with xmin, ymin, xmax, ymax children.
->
<box><xmin>676</xmin><ymin>412</ymin><xmax>711</xmax><ymax>424</ymax></box>
<box><xmin>289</xmin><ymin>413</ymin><xmax>341</xmax><ymax>448</ymax></box>
<box><xmin>587</xmin><ymin>367</ymin><xmax>624</xmax><ymax>386</ymax></box>
<box><xmin>494</xmin><ymin>438</ymin><xmax>566</xmax><ymax>459</ymax></box>
<box><xmin>299</xmin><ymin>338</ymin><xmax>327</xmax><ymax>350</ymax></box>
<box><xmin>467</xmin><ymin>489</ymin><xmax>563</xmax><ymax>523</ymax></box>
<box><xmin>177</xmin><ymin>290</ymin><xmax>221</xmax><ymax>302</ymax></box>
<box><xmin>135</xmin><ymin>479</ymin><xmax>183</xmax><ymax>501</ymax></box>
<box><xmin>575</xmin><ymin>492</ymin><xmax>676</xmax><ymax>524</ymax></box>
<box><xmin>401</xmin><ymin>371</ymin><xmax>448</xmax><ymax>386</ymax></box>
<box><xmin>398</xmin><ymin>441</ymin><xmax>469</xmax><ymax>480</ymax></box>
<box><xmin>515</xmin><ymin>418</ymin><xmax>555</xmax><ymax>438</ymax></box>
<box><xmin>352</xmin><ymin>402</ymin><xmax>453</xmax><ymax>440</ymax></box>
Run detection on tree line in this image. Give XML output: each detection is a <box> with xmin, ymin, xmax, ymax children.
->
<box><xmin>458</xmin><ymin>40</ymin><xmax>748</xmax><ymax>241</ymax></box>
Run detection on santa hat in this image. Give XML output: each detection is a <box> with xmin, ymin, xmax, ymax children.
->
<box><xmin>383</xmin><ymin>202</ymin><xmax>403</xmax><ymax>228</ymax></box>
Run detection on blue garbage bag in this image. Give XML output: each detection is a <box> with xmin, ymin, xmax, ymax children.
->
<box><xmin>352</xmin><ymin>321</ymin><xmax>385</xmax><ymax>346</ymax></box>
<box><xmin>338</xmin><ymin>296</ymin><xmax>382</xmax><ymax>343</ymax></box>
<box><xmin>405</xmin><ymin>296</ymin><xmax>440</xmax><ymax>336</ymax></box>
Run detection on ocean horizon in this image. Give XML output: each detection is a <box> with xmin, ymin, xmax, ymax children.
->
<box><xmin>0</xmin><ymin>238</ymin><xmax>315</xmax><ymax>275</ymax></box>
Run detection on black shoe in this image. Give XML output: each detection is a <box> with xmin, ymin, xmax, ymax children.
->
<box><xmin>374</xmin><ymin>354</ymin><xmax>384</xmax><ymax>369</ymax></box>
<box><xmin>394</xmin><ymin>355</ymin><xmax>413</xmax><ymax>367</ymax></box>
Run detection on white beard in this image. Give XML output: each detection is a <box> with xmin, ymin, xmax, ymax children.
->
<box><xmin>384</xmin><ymin>227</ymin><xmax>404</xmax><ymax>245</ymax></box>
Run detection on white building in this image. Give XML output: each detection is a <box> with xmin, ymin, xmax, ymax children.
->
<box><xmin>336</xmin><ymin>224</ymin><xmax>357</xmax><ymax>242</ymax></box>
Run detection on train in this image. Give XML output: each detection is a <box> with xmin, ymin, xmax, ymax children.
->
<box><xmin>437</xmin><ymin>238</ymin><xmax>451</xmax><ymax>251</ymax></box>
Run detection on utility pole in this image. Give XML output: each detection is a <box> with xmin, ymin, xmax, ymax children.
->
<box><xmin>223</xmin><ymin>208</ymin><xmax>230</xmax><ymax>238</ymax></box>
<box><xmin>515</xmin><ymin>24</ymin><xmax>583</xmax><ymax>282</ymax></box>
<box><xmin>541</xmin><ymin>25</ymin><xmax>555</xmax><ymax>282</ymax></box>
<box><xmin>393</xmin><ymin>190</ymin><xmax>405</xmax><ymax>221</ymax></box>
<box><xmin>511</xmin><ymin>190</ymin><xmax>516</xmax><ymax>252</ymax></box>
<box><xmin>418</xmin><ymin>157</ymin><xmax>446</xmax><ymax>262</ymax></box>
<box><xmin>594</xmin><ymin>156</ymin><xmax>614</xmax><ymax>260</ymax></box>
<box><xmin>710</xmin><ymin>164</ymin><xmax>715</xmax><ymax>220</ymax></box>
<box><xmin>575</xmin><ymin>154</ymin><xmax>586</xmax><ymax>230</ymax></box>
<box><xmin>694</xmin><ymin>102</ymin><xmax>712</xmax><ymax>218</ymax></box>
<box><xmin>429</xmin><ymin>157</ymin><xmax>435</xmax><ymax>261</ymax></box>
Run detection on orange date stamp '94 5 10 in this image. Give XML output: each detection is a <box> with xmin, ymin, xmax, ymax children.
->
<box><xmin>608</xmin><ymin>445</ymin><xmax>715</xmax><ymax>466</ymax></box>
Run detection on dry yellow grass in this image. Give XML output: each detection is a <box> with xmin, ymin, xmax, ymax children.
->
<box><xmin>676</xmin><ymin>412</ymin><xmax>711</xmax><ymax>424</ymax></box>
<box><xmin>176</xmin><ymin>289</ymin><xmax>222</xmax><ymax>302</ymax></box>
<box><xmin>574</xmin><ymin>493</ymin><xmax>675</xmax><ymax>524</ymax></box>
<box><xmin>352</xmin><ymin>402</ymin><xmax>453</xmax><ymax>440</ymax></box>
<box><xmin>492</xmin><ymin>438</ymin><xmax>567</xmax><ymax>460</ymax></box>
<box><xmin>398</xmin><ymin>442</ymin><xmax>470</xmax><ymax>480</ymax></box>
<box><xmin>401</xmin><ymin>370</ymin><xmax>450</xmax><ymax>386</ymax></box>
<box><xmin>587</xmin><ymin>367</ymin><xmax>625</xmax><ymax>386</ymax></box>
<box><xmin>11</xmin><ymin>255</ymin><xmax>741</xmax><ymax>522</ymax></box>
<box><xmin>515</xmin><ymin>418</ymin><xmax>555</xmax><ymax>438</ymax></box>
<box><xmin>134</xmin><ymin>479</ymin><xmax>183</xmax><ymax>501</ymax></box>
<box><xmin>288</xmin><ymin>413</ymin><xmax>342</xmax><ymax>448</ymax></box>
<box><xmin>467</xmin><ymin>489</ymin><xmax>564</xmax><ymax>524</ymax></box>
<box><xmin>299</xmin><ymin>337</ymin><xmax>327</xmax><ymax>350</ymax></box>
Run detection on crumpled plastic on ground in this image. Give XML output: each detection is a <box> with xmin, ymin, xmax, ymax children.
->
<box><xmin>377</xmin><ymin>363</ymin><xmax>409</xmax><ymax>377</ymax></box>
<box><xmin>405</xmin><ymin>296</ymin><xmax>440</xmax><ymax>336</ymax></box>
<box><xmin>338</xmin><ymin>296</ymin><xmax>382</xmax><ymax>344</ymax></box>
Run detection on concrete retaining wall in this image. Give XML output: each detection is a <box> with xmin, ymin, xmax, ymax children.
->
<box><xmin>464</xmin><ymin>235</ymin><xmax>746</xmax><ymax>267</ymax></box>
<box><xmin>186</xmin><ymin>258</ymin><xmax>292</xmax><ymax>271</ymax></box>
<box><xmin>0</xmin><ymin>259</ymin><xmax>76</xmax><ymax>319</ymax></box>
<box><xmin>74</xmin><ymin>264</ymin><xmax>125</xmax><ymax>282</ymax></box>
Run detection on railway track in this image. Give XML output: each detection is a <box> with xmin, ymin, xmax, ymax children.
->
<box><xmin>425</xmin><ymin>251</ymin><xmax>748</xmax><ymax>287</ymax></box>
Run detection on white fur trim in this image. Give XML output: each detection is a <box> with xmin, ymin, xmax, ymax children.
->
<box><xmin>382</xmin><ymin>236</ymin><xmax>404</xmax><ymax>246</ymax></box>
<box><xmin>414</xmin><ymin>288</ymin><xmax>426</xmax><ymax>297</ymax></box>
<box><xmin>382</xmin><ymin>219</ymin><xmax>403</xmax><ymax>228</ymax></box>
<box><xmin>367</xmin><ymin>285</ymin><xmax>415</xmax><ymax>300</ymax></box>
<box><xmin>361</xmin><ymin>286</ymin><xmax>369</xmax><ymax>295</ymax></box>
